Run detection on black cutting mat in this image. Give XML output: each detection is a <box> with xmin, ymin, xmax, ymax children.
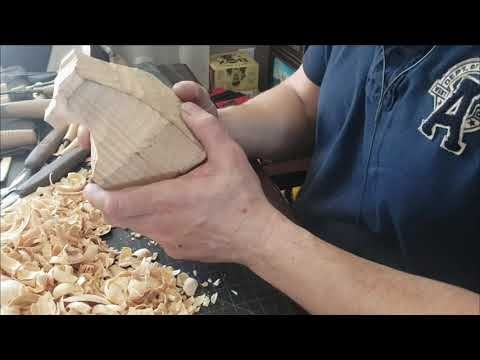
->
<box><xmin>104</xmin><ymin>228</ymin><xmax>306</xmax><ymax>315</ymax></box>
<box><xmin>2</xmin><ymin>155</ymin><xmax>306</xmax><ymax>315</ymax></box>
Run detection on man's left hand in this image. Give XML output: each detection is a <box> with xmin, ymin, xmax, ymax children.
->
<box><xmin>83</xmin><ymin>102</ymin><xmax>279</xmax><ymax>265</ymax></box>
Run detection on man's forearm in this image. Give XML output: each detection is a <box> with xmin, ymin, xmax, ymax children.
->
<box><xmin>246</xmin><ymin>210</ymin><xmax>480</xmax><ymax>314</ymax></box>
<box><xmin>218</xmin><ymin>82</ymin><xmax>315</xmax><ymax>161</ymax></box>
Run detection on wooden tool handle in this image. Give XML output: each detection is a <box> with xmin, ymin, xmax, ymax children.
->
<box><xmin>0</xmin><ymin>157</ymin><xmax>12</xmax><ymax>183</ymax></box>
<box><xmin>24</xmin><ymin>127</ymin><xmax>68</xmax><ymax>170</ymax></box>
<box><xmin>0</xmin><ymin>130</ymin><xmax>37</xmax><ymax>150</ymax></box>
<box><xmin>16</xmin><ymin>147</ymin><xmax>89</xmax><ymax>197</ymax></box>
<box><xmin>0</xmin><ymin>95</ymin><xmax>9</xmax><ymax>104</ymax></box>
<box><xmin>0</xmin><ymin>99</ymin><xmax>51</xmax><ymax>119</ymax></box>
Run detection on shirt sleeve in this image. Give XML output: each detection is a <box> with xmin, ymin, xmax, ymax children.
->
<box><xmin>302</xmin><ymin>45</ymin><xmax>333</xmax><ymax>86</ymax></box>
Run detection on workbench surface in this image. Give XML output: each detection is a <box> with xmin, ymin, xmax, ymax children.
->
<box><xmin>2</xmin><ymin>152</ymin><xmax>306</xmax><ymax>315</ymax></box>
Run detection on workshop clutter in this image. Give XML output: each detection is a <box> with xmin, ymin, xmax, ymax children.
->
<box><xmin>1</xmin><ymin>65</ymin><xmax>58</xmax><ymax>185</ymax></box>
<box><xmin>209</xmin><ymin>51</ymin><xmax>259</xmax><ymax>92</ymax></box>
<box><xmin>210</xmin><ymin>87</ymin><xmax>250</xmax><ymax>109</ymax></box>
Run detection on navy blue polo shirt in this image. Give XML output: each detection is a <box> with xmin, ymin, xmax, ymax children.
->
<box><xmin>294</xmin><ymin>46</ymin><xmax>479</xmax><ymax>292</ymax></box>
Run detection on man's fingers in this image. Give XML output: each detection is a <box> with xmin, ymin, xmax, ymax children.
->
<box><xmin>84</xmin><ymin>183</ymin><xmax>159</xmax><ymax>221</ymax></box>
<box><xmin>180</xmin><ymin>102</ymin><xmax>233</xmax><ymax>162</ymax></box>
<box><xmin>78</xmin><ymin>125</ymin><xmax>91</xmax><ymax>150</ymax></box>
<box><xmin>83</xmin><ymin>183</ymin><xmax>106</xmax><ymax>210</ymax></box>
<box><xmin>83</xmin><ymin>178</ymin><xmax>188</xmax><ymax>222</ymax></box>
<box><xmin>173</xmin><ymin>81</ymin><xmax>217</xmax><ymax>116</ymax></box>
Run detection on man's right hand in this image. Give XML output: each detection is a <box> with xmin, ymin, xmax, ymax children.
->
<box><xmin>78</xmin><ymin>81</ymin><xmax>217</xmax><ymax>151</ymax></box>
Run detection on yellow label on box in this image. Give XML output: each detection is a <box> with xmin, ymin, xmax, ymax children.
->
<box><xmin>210</xmin><ymin>51</ymin><xmax>259</xmax><ymax>92</ymax></box>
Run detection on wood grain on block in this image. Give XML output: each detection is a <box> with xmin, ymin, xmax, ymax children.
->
<box><xmin>44</xmin><ymin>50</ymin><xmax>206</xmax><ymax>190</ymax></box>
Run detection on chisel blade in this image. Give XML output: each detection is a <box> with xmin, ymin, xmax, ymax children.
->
<box><xmin>0</xmin><ymin>168</ymin><xmax>30</xmax><ymax>199</ymax></box>
<box><xmin>0</xmin><ymin>191</ymin><xmax>19</xmax><ymax>211</ymax></box>
<box><xmin>0</xmin><ymin>147</ymin><xmax>88</xmax><ymax>211</ymax></box>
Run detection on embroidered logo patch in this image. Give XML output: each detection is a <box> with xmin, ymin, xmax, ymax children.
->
<box><xmin>418</xmin><ymin>58</ymin><xmax>480</xmax><ymax>155</ymax></box>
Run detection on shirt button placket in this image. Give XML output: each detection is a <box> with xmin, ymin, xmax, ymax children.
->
<box><xmin>383</xmin><ymin>89</ymin><xmax>395</xmax><ymax>111</ymax></box>
<box><xmin>357</xmin><ymin>47</ymin><xmax>386</xmax><ymax>228</ymax></box>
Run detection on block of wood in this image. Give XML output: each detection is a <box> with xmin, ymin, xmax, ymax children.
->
<box><xmin>44</xmin><ymin>50</ymin><xmax>206</xmax><ymax>190</ymax></box>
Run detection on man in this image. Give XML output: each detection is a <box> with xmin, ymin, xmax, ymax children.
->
<box><xmin>79</xmin><ymin>45</ymin><xmax>479</xmax><ymax>314</ymax></box>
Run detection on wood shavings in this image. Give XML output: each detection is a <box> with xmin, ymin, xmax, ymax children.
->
<box><xmin>91</xmin><ymin>304</ymin><xmax>123</xmax><ymax>315</ymax></box>
<box><xmin>51</xmin><ymin>265</ymin><xmax>78</xmax><ymax>284</ymax></box>
<box><xmin>213</xmin><ymin>278</ymin><xmax>221</xmax><ymax>287</ymax></box>
<box><xmin>0</xmin><ymin>168</ymin><xmax>207</xmax><ymax>315</ymax></box>
<box><xmin>132</xmin><ymin>248</ymin><xmax>152</xmax><ymax>258</ymax></box>
<box><xmin>1</xmin><ymin>252</ymin><xmax>22</xmax><ymax>276</ymax></box>
<box><xmin>63</xmin><ymin>294</ymin><xmax>110</xmax><ymax>304</ymax></box>
<box><xmin>193</xmin><ymin>294</ymin><xmax>206</xmax><ymax>308</ymax></box>
<box><xmin>1</xmin><ymin>305</ymin><xmax>21</xmax><ymax>315</ymax></box>
<box><xmin>210</xmin><ymin>292</ymin><xmax>218</xmax><ymax>305</ymax></box>
<box><xmin>182</xmin><ymin>277</ymin><xmax>198</xmax><ymax>297</ymax></box>
<box><xmin>52</xmin><ymin>283</ymin><xmax>83</xmax><ymax>299</ymax></box>
<box><xmin>76</xmin><ymin>275</ymin><xmax>87</xmax><ymax>286</ymax></box>
<box><xmin>30</xmin><ymin>292</ymin><xmax>58</xmax><ymax>315</ymax></box>
<box><xmin>66</xmin><ymin>301</ymin><xmax>91</xmax><ymax>315</ymax></box>
<box><xmin>127</xmin><ymin>307</ymin><xmax>154</xmax><ymax>315</ymax></box>
<box><xmin>172</xmin><ymin>269</ymin><xmax>181</xmax><ymax>276</ymax></box>
<box><xmin>1</xmin><ymin>279</ymin><xmax>26</xmax><ymax>307</ymax></box>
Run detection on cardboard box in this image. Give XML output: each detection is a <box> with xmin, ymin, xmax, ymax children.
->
<box><xmin>209</xmin><ymin>51</ymin><xmax>259</xmax><ymax>92</ymax></box>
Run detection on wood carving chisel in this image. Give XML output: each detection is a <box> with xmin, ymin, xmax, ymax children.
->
<box><xmin>0</xmin><ymin>126</ymin><xmax>68</xmax><ymax>199</ymax></box>
<box><xmin>1</xmin><ymin>147</ymin><xmax>89</xmax><ymax>210</ymax></box>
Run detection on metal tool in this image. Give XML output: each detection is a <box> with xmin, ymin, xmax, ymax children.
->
<box><xmin>0</xmin><ymin>127</ymin><xmax>68</xmax><ymax>198</ymax></box>
<box><xmin>1</xmin><ymin>147</ymin><xmax>89</xmax><ymax>210</ymax></box>
<box><xmin>4</xmin><ymin>74</ymin><xmax>31</xmax><ymax>102</ymax></box>
<box><xmin>0</xmin><ymin>81</ymin><xmax>55</xmax><ymax>98</ymax></box>
<box><xmin>0</xmin><ymin>70</ymin><xmax>56</xmax><ymax>87</ymax></box>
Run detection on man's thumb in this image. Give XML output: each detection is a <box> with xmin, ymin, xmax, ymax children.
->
<box><xmin>173</xmin><ymin>81</ymin><xmax>218</xmax><ymax>117</ymax></box>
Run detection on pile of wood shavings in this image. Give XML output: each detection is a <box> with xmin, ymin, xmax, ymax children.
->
<box><xmin>0</xmin><ymin>168</ymin><xmax>209</xmax><ymax>315</ymax></box>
